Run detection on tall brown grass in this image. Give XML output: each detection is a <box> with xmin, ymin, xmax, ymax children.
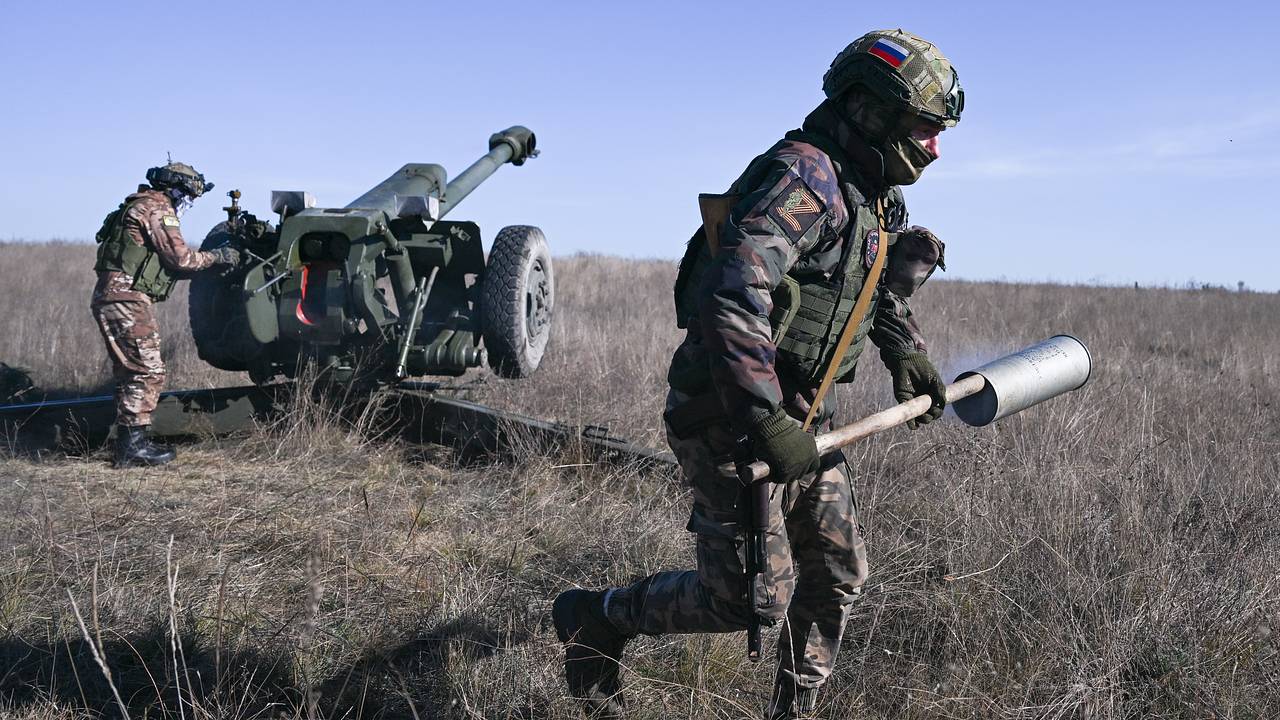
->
<box><xmin>1</xmin><ymin>240</ymin><xmax>1277</xmax><ymax>718</ymax></box>
<box><xmin>0</xmin><ymin>241</ymin><xmax>238</xmax><ymax>395</ymax></box>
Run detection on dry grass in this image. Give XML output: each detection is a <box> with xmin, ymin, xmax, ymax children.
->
<box><xmin>0</xmin><ymin>241</ymin><xmax>1277</xmax><ymax>719</ymax></box>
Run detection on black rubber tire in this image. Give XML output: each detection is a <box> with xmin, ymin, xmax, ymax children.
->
<box><xmin>189</xmin><ymin>223</ymin><xmax>265</xmax><ymax>373</ymax></box>
<box><xmin>480</xmin><ymin>225</ymin><xmax>554</xmax><ymax>379</ymax></box>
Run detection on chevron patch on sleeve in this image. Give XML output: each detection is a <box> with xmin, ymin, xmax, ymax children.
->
<box><xmin>766</xmin><ymin>177</ymin><xmax>825</xmax><ymax>243</ymax></box>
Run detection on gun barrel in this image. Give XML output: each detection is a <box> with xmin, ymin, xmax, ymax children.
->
<box><xmin>438</xmin><ymin>126</ymin><xmax>537</xmax><ymax>218</ymax></box>
<box><xmin>345</xmin><ymin>163</ymin><xmax>447</xmax><ymax>215</ymax></box>
<box><xmin>343</xmin><ymin>126</ymin><xmax>537</xmax><ymax>220</ymax></box>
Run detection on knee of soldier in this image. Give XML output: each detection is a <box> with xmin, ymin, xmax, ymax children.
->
<box><xmin>756</xmin><ymin>591</ymin><xmax>792</xmax><ymax>626</ymax></box>
<box><xmin>701</xmin><ymin>581</ymin><xmax>793</xmax><ymax>628</ymax></box>
<box><xmin>720</xmin><ymin>573</ymin><xmax>795</xmax><ymax>627</ymax></box>
<box><xmin>696</xmin><ymin>535</ymin><xmax>795</xmax><ymax>627</ymax></box>
<box><xmin>829</xmin><ymin>538</ymin><xmax>870</xmax><ymax>592</ymax></box>
<box><xmin>792</xmin><ymin>539</ymin><xmax>869</xmax><ymax>607</ymax></box>
<box><xmin>794</xmin><ymin>560</ymin><xmax>868</xmax><ymax>610</ymax></box>
<box><xmin>143</xmin><ymin>352</ymin><xmax>167</xmax><ymax>379</ymax></box>
<box><xmin>759</xmin><ymin>552</ymin><xmax>798</xmax><ymax>624</ymax></box>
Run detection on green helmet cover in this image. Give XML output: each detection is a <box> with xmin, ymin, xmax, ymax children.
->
<box><xmin>146</xmin><ymin>161</ymin><xmax>213</xmax><ymax>197</ymax></box>
<box><xmin>823</xmin><ymin>29</ymin><xmax>963</xmax><ymax>128</ymax></box>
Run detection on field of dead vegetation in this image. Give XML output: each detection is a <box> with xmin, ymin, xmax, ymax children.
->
<box><xmin>1</xmin><ymin>240</ymin><xmax>1278</xmax><ymax>719</ymax></box>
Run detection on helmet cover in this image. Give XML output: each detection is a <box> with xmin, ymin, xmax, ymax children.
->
<box><xmin>823</xmin><ymin>29</ymin><xmax>963</xmax><ymax>128</ymax></box>
<box><xmin>146</xmin><ymin>161</ymin><xmax>213</xmax><ymax>198</ymax></box>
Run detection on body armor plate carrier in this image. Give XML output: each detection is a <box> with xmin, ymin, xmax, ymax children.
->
<box><xmin>673</xmin><ymin>131</ymin><xmax>901</xmax><ymax>387</ymax></box>
<box><xmin>94</xmin><ymin>201</ymin><xmax>178</xmax><ymax>301</ymax></box>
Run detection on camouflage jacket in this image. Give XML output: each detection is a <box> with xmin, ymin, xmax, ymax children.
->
<box><xmin>92</xmin><ymin>186</ymin><xmax>216</xmax><ymax>304</ymax></box>
<box><xmin>668</xmin><ymin>104</ymin><xmax>928</xmax><ymax>426</ymax></box>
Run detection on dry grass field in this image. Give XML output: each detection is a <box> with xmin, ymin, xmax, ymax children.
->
<box><xmin>0</xmin><ymin>240</ymin><xmax>1277</xmax><ymax>719</ymax></box>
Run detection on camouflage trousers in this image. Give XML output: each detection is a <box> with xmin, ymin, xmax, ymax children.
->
<box><xmin>605</xmin><ymin>394</ymin><xmax>869</xmax><ymax>690</ymax></box>
<box><xmin>91</xmin><ymin>300</ymin><xmax>165</xmax><ymax>427</ymax></box>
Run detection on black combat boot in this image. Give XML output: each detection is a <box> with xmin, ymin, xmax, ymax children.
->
<box><xmin>553</xmin><ymin>589</ymin><xmax>631</xmax><ymax>719</ymax></box>
<box><xmin>113</xmin><ymin>425</ymin><xmax>176</xmax><ymax>468</ymax></box>
<box><xmin>766</xmin><ymin>676</ymin><xmax>818</xmax><ymax>720</ymax></box>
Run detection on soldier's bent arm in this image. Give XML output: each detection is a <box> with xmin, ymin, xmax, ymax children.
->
<box><xmin>870</xmin><ymin>291</ymin><xmax>928</xmax><ymax>357</ymax></box>
<box><xmin>696</xmin><ymin>153</ymin><xmax>847</xmax><ymax>423</ymax></box>
<box><xmin>127</xmin><ymin>202</ymin><xmax>216</xmax><ymax>273</ymax></box>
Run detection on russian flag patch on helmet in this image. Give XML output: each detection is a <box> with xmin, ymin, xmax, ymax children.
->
<box><xmin>868</xmin><ymin>37</ymin><xmax>909</xmax><ymax>68</ymax></box>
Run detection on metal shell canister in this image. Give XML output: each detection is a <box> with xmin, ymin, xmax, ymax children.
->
<box><xmin>952</xmin><ymin>334</ymin><xmax>1092</xmax><ymax>427</ymax></box>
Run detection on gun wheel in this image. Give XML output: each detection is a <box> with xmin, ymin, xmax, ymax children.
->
<box><xmin>190</xmin><ymin>223</ymin><xmax>263</xmax><ymax>374</ymax></box>
<box><xmin>481</xmin><ymin>225</ymin><xmax>553</xmax><ymax>379</ymax></box>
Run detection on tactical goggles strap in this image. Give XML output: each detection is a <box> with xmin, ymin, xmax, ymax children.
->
<box><xmin>946</xmin><ymin>68</ymin><xmax>964</xmax><ymax>122</ymax></box>
<box><xmin>801</xmin><ymin>197</ymin><xmax>890</xmax><ymax>431</ymax></box>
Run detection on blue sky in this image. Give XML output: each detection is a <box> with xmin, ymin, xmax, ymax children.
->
<box><xmin>1</xmin><ymin>0</ymin><xmax>1277</xmax><ymax>289</ymax></box>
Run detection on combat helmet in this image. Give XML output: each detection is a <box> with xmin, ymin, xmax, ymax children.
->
<box><xmin>823</xmin><ymin>29</ymin><xmax>963</xmax><ymax>128</ymax></box>
<box><xmin>146</xmin><ymin>161</ymin><xmax>213</xmax><ymax>198</ymax></box>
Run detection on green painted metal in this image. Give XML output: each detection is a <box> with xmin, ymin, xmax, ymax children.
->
<box><xmin>346</xmin><ymin>163</ymin><xmax>448</xmax><ymax>217</ymax></box>
<box><xmin>0</xmin><ymin>385</ymin><xmax>284</xmax><ymax>453</ymax></box>
<box><xmin>190</xmin><ymin>127</ymin><xmax>544</xmax><ymax>385</ymax></box>
<box><xmin>437</xmin><ymin>126</ymin><xmax>537</xmax><ymax>218</ymax></box>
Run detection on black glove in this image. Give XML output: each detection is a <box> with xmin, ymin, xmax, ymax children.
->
<box><xmin>208</xmin><ymin>246</ymin><xmax>241</xmax><ymax>268</ymax></box>
<box><xmin>746</xmin><ymin>407</ymin><xmax>820</xmax><ymax>484</ymax></box>
<box><xmin>883</xmin><ymin>351</ymin><xmax>947</xmax><ymax>429</ymax></box>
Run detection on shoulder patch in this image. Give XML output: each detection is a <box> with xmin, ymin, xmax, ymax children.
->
<box><xmin>161</xmin><ymin>215</ymin><xmax>180</xmax><ymax>227</ymax></box>
<box><xmin>767</xmin><ymin>178</ymin><xmax>825</xmax><ymax>244</ymax></box>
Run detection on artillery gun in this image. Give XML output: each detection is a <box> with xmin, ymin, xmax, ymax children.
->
<box><xmin>0</xmin><ymin>125</ymin><xmax>668</xmax><ymax>466</ymax></box>
<box><xmin>189</xmin><ymin>126</ymin><xmax>552</xmax><ymax>385</ymax></box>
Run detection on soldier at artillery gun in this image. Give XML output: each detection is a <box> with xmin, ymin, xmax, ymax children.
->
<box><xmin>188</xmin><ymin>126</ymin><xmax>553</xmax><ymax>389</ymax></box>
<box><xmin>90</xmin><ymin>161</ymin><xmax>240</xmax><ymax>468</ymax></box>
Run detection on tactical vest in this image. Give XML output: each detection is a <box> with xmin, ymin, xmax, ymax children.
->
<box><xmin>673</xmin><ymin>131</ymin><xmax>901</xmax><ymax>387</ymax></box>
<box><xmin>94</xmin><ymin>200</ymin><xmax>178</xmax><ymax>301</ymax></box>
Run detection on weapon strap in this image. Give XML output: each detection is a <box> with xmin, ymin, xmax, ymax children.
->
<box><xmin>801</xmin><ymin>197</ymin><xmax>889</xmax><ymax>431</ymax></box>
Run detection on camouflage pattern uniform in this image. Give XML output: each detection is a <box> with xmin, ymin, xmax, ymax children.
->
<box><xmin>604</xmin><ymin>102</ymin><xmax>929</xmax><ymax>695</ymax></box>
<box><xmin>91</xmin><ymin>186</ymin><xmax>217</xmax><ymax>427</ymax></box>
<box><xmin>557</xmin><ymin>29</ymin><xmax>961</xmax><ymax>719</ymax></box>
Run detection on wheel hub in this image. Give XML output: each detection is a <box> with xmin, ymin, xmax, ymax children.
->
<box><xmin>525</xmin><ymin>257</ymin><xmax>552</xmax><ymax>346</ymax></box>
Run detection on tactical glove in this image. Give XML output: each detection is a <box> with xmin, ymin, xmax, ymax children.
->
<box><xmin>208</xmin><ymin>246</ymin><xmax>241</xmax><ymax>268</ymax></box>
<box><xmin>746</xmin><ymin>407</ymin><xmax>820</xmax><ymax>484</ymax></box>
<box><xmin>884</xmin><ymin>351</ymin><xmax>947</xmax><ymax>429</ymax></box>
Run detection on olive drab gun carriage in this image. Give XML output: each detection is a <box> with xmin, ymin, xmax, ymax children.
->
<box><xmin>190</xmin><ymin>126</ymin><xmax>553</xmax><ymax>385</ymax></box>
<box><xmin>0</xmin><ymin>126</ymin><xmax>675</xmax><ymax>469</ymax></box>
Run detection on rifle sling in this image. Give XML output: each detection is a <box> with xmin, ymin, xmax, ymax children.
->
<box><xmin>801</xmin><ymin>197</ymin><xmax>888</xmax><ymax>431</ymax></box>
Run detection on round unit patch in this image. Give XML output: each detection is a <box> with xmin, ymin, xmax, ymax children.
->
<box><xmin>864</xmin><ymin>228</ymin><xmax>880</xmax><ymax>269</ymax></box>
